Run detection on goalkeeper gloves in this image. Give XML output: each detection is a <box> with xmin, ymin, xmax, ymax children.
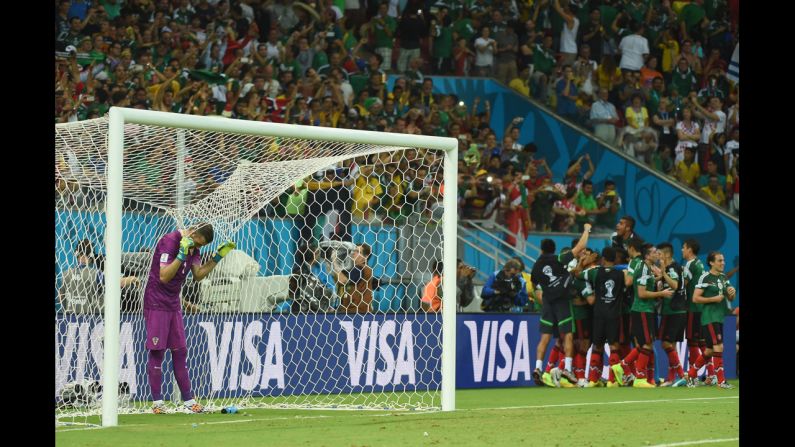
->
<box><xmin>213</xmin><ymin>240</ymin><xmax>236</xmax><ymax>263</ymax></box>
<box><xmin>177</xmin><ymin>236</ymin><xmax>194</xmax><ymax>262</ymax></box>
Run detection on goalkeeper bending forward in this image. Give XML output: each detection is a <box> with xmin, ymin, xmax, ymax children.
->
<box><xmin>143</xmin><ymin>223</ymin><xmax>235</xmax><ymax>414</ymax></box>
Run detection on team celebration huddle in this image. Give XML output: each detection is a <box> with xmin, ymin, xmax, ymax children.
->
<box><xmin>530</xmin><ymin>218</ymin><xmax>735</xmax><ymax>389</ymax></box>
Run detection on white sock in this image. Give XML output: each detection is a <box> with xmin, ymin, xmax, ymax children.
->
<box><xmin>535</xmin><ymin>360</ymin><xmax>543</xmax><ymax>370</ymax></box>
<box><xmin>565</xmin><ymin>357</ymin><xmax>573</xmax><ymax>372</ymax></box>
<box><xmin>184</xmin><ymin>399</ymin><xmax>196</xmax><ymax>406</ymax></box>
<box><xmin>153</xmin><ymin>400</ymin><xmax>164</xmax><ymax>406</ymax></box>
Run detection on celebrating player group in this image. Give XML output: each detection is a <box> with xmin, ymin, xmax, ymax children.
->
<box><xmin>531</xmin><ymin>220</ymin><xmax>736</xmax><ymax>389</ymax></box>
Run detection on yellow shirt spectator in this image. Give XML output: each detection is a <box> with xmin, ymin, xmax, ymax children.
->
<box><xmin>353</xmin><ymin>174</ymin><xmax>383</xmax><ymax>219</ymax></box>
<box><xmin>509</xmin><ymin>78</ymin><xmax>530</xmax><ymax>97</ymax></box>
<box><xmin>675</xmin><ymin>160</ymin><xmax>700</xmax><ymax>188</ymax></box>
<box><xmin>700</xmin><ymin>185</ymin><xmax>726</xmax><ymax>207</ymax></box>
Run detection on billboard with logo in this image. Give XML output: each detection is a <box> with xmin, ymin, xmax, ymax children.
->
<box><xmin>55</xmin><ymin>313</ymin><xmax>735</xmax><ymax>398</ymax></box>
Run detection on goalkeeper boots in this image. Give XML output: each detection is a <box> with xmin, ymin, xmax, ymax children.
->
<box><xmin>185</xmin><ymin>402</ymin><xmax>205</xmax><ymax>413</ymax></box>
<box><xmin>152</xmin><ymin>402</ymin><xmax>167</xmax><ymax>414</ymax></box>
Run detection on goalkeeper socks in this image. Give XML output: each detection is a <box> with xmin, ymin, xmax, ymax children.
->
<box><xmin>172</xmin><ymin>347</ymin><xmax>194</xmax><ymax>402</ymax></box>
<box><xmin>564</xmin><ymin>356</ymin><xmax>573</xmax><ymax>372</ymax></box>
<box><xmin>147</xmin><ymin>350</ymin><xmax>166</xmax><ymax>401</ymax></box>
<box><xmin>713</xmin><ymin>352</ymin><xmax>725</xmax><ymax>384</ymax></box>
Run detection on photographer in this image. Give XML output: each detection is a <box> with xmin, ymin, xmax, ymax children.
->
<box><xmin>332</xmin><ymin>242</ymin><xmax>375</xmax><ymax>314</ymax></box>
<box><xmin>457</xmin><ymin>259</ymin><xmax>477</xmax><ymax>310</ymax></box>
<box><xmin>289</xmin><ymin>243</ymin><xmax>335</xmax><ymax>314</ymax></box>
<box><xmin>480</xmin><ymin>259</ymin><xmax>529</xmax><ymax>313</ymax></box>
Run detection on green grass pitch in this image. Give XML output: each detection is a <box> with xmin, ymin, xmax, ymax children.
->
<box><xmin>56</xmin><ymin>381</ymin><xmax>739</xmax><ymax>446</ymax></box>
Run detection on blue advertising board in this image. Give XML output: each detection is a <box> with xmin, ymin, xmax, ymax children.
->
<box><xmin>55</xmin><ymin>313</ymin><xmax>735</xmax><ymax>399</ymax></box>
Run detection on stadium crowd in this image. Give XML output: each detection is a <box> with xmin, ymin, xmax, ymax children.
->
<box><xmin>55</xmin><ymin>0</ymin><xmax>739</xmax><ymax>240</ymax></box>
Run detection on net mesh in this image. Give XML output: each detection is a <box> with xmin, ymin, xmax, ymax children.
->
<box><xmin>55</xmin><ymin>116</ymin><xmax>447</xmax><ymax>424</ymax></box>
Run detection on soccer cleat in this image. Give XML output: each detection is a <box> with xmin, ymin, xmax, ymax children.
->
<box><xmin>672</xmin><ymin>378</ymin><xmax>688</xmax><ymax>387</ymax></box>
<box><xmin>185</xmin><ymin>402</ymin><xmax>205</xmax><ymax>413</ymax></box>
<box><xmin>532</xmin><ymin>368</ymin><xmax>543</xmax><ymax>386</ymax></box>
<box><xmin>152</xmin><ymin>403</ymin><xmax>167</xmax><ymax>414</ymax></box>
<box><xmin>704</xmin><ymin>375</ymin><xmax>717</xmax><ymax>386</ymax></box>
<box><xmin>606</xmin><ymin>380</ymin><xmax>620</xmax><ymax>388</ymax></box>
<box><xmin>561</xmin><ymin>369</ymin><xmax>579</xmax><ymax>386</ymax></box>
<box><xmin>717</xmin><ymin>382</ymin><xmax>735</xmax><ymax>389</ymax></box>
<box><xmin>587</xmin><ymin>381</ymin><xmax>598</xmax><ymax>388</ymax></box>
<box><xmin>659</xmin><ymin>380</ymin><xmax>673</xmax><ymax>387</ymax></box>
<box><xmin>632</xmin><ymin>378</ymin><xmax>656</xmax><ymax>388</ymax></box>
<box><xmin>541</xmin><ymin>371</ymin><xmax>555</xmax><ymax>387</ymax></box>
<box><xmin>550</xmin><ymin>368</ymin><xmax>562</xmax><ymax>387</ymax></box>
<box><xmin>686</xmin><ymin>376</ymin><xmax>698</xmax><ymax>388</ymax></box>
<box><xmin>611</xmin><ymin>364</ymin><xmax>625</xmax><ymax>385</ymax></box>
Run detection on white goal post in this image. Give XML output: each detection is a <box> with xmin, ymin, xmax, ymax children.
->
<box><xmin>66</xmin><ymin>107</ymin><xmax>458</xmax><ymax>427</ymax></box>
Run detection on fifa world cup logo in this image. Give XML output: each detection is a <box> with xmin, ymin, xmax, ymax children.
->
<box><xmin>542</xmin><ymin>265</ymin><xmax>557</xmax><ymax>283</ymax></box>
<box><xmin>605</xmin><ymin>279</ymin><xmax>615</xmax><ymax>298</ymax></box>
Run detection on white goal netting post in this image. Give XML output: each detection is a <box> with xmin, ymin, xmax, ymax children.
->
<box><xmin>55</xmin><ymin>108</ymin><xmax>457</xmax><ymax>427</ymax></box>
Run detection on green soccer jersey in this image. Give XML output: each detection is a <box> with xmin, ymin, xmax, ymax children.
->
<box><xmin>695</xmin><ymin>271</ymin><xmax>731</xmax><ymax>326</ymax></box>
<box><xmin>453</xmin><ymin>18</ymin><xmax>476</xmax><ymax>42</ymax></box>
<box><xmin>572</xmin><ymin>277</ymin><xmax>594</xmax><ymax>320</ymax></box>
<box><xmin>624</xmin><ymin>256</ymin><xmax>643</xmax><ymax>314</ymax></box>
<box><xmin>631</xmin><ymin>262</ymin><xmax>658</xmax><ymax>313</ymax></box>
<box><xmin>373</xmin><ymin>16</ymin><xmax>397</xmax><ymax>49</ymax></box>
<box><xmin>661</xmin><ymin>263</ymin><xmax>686</xmax><ymax>315</ymax></box>
<box><xmin>684</xmin><ymin>257</ymin><xmax>705</xmax><ymax>312</ymax></box>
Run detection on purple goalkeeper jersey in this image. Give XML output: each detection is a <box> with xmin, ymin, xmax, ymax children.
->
<box><xmin>143</xmin><ymin>230</ymin><xmax>201</xmax><ymax>312</ymax></box>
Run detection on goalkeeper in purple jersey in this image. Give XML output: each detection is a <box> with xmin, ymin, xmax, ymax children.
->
<box><xmin>144</xmin><ymin>223</ymin><xmax>235</xmax><ymax>414</ymax></box>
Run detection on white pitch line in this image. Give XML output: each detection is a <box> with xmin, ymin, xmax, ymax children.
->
<box><xmin>646</xmin><ymin>437</ymin><xmax>739</xmax><ymax>447</ymax></box>
<box><xmin>468</xmin><ymin>396</ymin><xmax>739</xmax><ymax>411</ymax></box>
<box><xmin>57</xmin><ymin>396</ymin><xmax>739</xmax><ymax>432</ymax></box>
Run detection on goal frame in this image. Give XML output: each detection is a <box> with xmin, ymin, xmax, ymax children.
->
<box><xmin>99</xmin><ymin>107</ymin><xmax>458</xmax><ymax>426</ymax></box>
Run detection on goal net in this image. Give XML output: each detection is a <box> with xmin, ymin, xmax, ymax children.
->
<box><xmin>55</xmin><ymin>109</ymin><xmax>457</xmax><ymax>426</ymax></box>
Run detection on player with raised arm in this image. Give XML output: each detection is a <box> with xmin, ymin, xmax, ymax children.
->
<box><xmin>145</xmin><ymin>223</ymin><xmax>235</xmax><ymax>414</ymax></box>
<box><xmin>532</xmin><ymin>223</ymin><xmax>592</xmax><ymax>387</ymax></box>
<box><xmin>571</xmin><ymin>248</ymin><xmax>597</xmax><ymax>387</ymax></box>
<box><xmin>690</xmin><ymin>251</ymin><xmax>736</xmax><ymax>389</ymax></box>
